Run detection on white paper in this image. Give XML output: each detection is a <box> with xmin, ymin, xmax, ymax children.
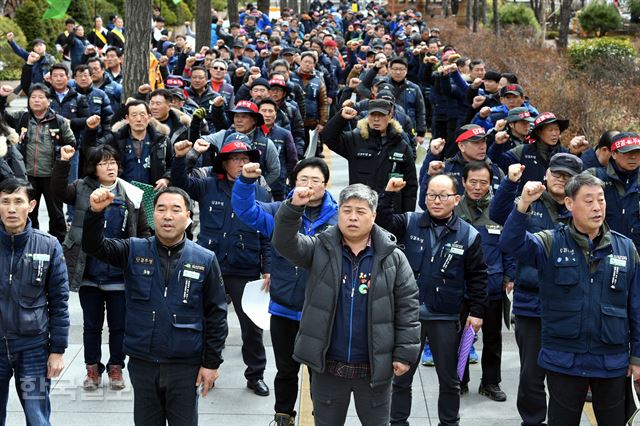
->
<box><xmin>241</xmin><ymin>279</ymin><xmax>271</xmax><ymax>330</ymax></box>
<box><xmin>628</xmin><ymin>376</ymin><xmax>640</xmax><ymax>425</ymax></box>
<box><xmin>415</xmin><ymin>143</ymin><xmax>428</xmax><ymax>166</ymax></box>
<box><xmin>304</xmin><ymin>129</ymin><xmax>319</xmax><ymax>159</ymax></box>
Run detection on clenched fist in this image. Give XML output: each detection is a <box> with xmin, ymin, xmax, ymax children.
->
<box><xmin>86</xmin><ymin>115</ymin><xmax>101</xmax><ymax>129</ymax></box>
<box><xmin>242</xmin><ymin>162</ymin><xmax>262</xmax><ymax>179</ymax></box>
<box><xmin>90</xmin><ymin>188</ymin><xmax>115</xmax><ymax>212</ymax></box>
<box><xmin>385</xmin><ymin>177</ymin><xmax>406</xmax><ymax>193</ymax></box>
<box><xmin>193</xmin><ymin>139</ymin><xmax>210</xmax><ymax>154</ymax></box>
<box><xmin>429</xmin><ymin>138</ymin><xmax>446</xmax><ymax>156</ymax></box>
<box><xmin>60</xmin><ymin>145</ymin><xmax>75</xmax><ymax>162</ymax></box>
<box><xmin>291</xmin><ymin>187</ymin><xmax>315</xmax><ymax>206</ymax></box>
<box><xmin>517</xmin><ymin>181</ymin><xmax>545</xmax><ymax>213</ymax></box>
<box><xmin>494</xmin><ymin>131</ymin><xmax>509</xmax><ymax>145</ymax></box>
<box><xmin>507</xmin><ymin>163</ymin><xmax>525</xmax><ymax>183</ymax></box>
<box><xmin>428</xmin><ymin>160</ymin><xmax>445</xmax><ymax>176</ymax></box>
<box><xmin>341</xmin><ymin>106</ymin><xmax>357</xmax><ymax>120</ymax></box>
<box><xmin>0</xmin><ymin>85</ymin><xmax>13</xmax><ymax>98</ymax></box>
<box><xmin>174</xmin><ymin>140</ymin><xmax>193</xmax><ymax>157</ymax></box>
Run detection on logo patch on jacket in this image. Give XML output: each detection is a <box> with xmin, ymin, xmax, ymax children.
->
<box><xmin>356</xmin><ymin>151</ymin><xmax>373</xmax><ymax>158</ymax></box>
<box><xmin>134</xmin><ymin>256</ymin><xmax>154</xmax><ymax>265</ymax></box>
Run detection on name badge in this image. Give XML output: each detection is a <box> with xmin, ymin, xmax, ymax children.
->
<box><xmin>32</xmin><ymin>254</ymin><xmax>50</xmax><ymax>262</ymax></box>
<box><xmin>486</xmin><ymin>224</ymin><xmax>502</xmax><ymax>235</ymax></box>
<box><xmin>183</xmin><ymin>270</ymin><xmax>200</xmax><ymax>280</ymax></box>
<box><xmin>609</xmin><ymin>255</ymin><xmax>627</xmax><ymax>267</ymax></box>
<box><xmin>449</xmin><ymin>244</ymin><xmax>464</xmax><ymax>256</ymax></box>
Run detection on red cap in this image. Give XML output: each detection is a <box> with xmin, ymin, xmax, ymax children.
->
<box><xmin>455</xmin><ymin>126</ymin><xmax>486</xmax><ymax>144</ymax></box>
<box><xmin>323</xmin><ymin>39</ymin><xmax>337</xmax><ymax>47</ymax></box>
<box><xmin>533</xmin><ymin>112</ymin><xmax>557</xmax><ymax>126</ymax></box>
<box><xmin>269</xmin><ymin>78</ymin><xmax>287</xmax><ymax>88</ymax></box>
<box><xmin>612</xmin><ymin>136</ymin><xmax>640</xmax><ymax>152</ymax></box>
<box><xmin>233</xmin><ymin>100</ymin><xmax>259</xmax><ymax>113</ymax></box>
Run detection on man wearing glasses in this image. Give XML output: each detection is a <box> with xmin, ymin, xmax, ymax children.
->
<box><xmin>376</xmin><ymin>173</ymin><xmax>488</xmax><ymax>426</ymax></box>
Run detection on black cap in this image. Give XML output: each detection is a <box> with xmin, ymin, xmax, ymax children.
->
<box><xmin>500</xmin><ymin>84</ymin><xmax>524</xmax><ymax>97</ymax></box>
<box><xmin>506</xmin><ymin>107</ymin><xmax>535</xmax><ymax>123</ymax></box>
<box><xmin>251</xmin><ymin>77</ymin><xmax>270</xmax><ymax>90</ymax></box>
<box><xmin>376</xmin><ymin>89</ymin><xmax>395</xmax><ymax>102</ymax></box>
<box><xmin>232</xmin><ymin>40</ymin><xmax>245</xmax><ymax>49</ymax></box>
<box><xmin>368</xmin><ymin>99</ymin><xmax>393</xmax><ymax>115</ymax></box>
<box><xmin>549</xmin><ymin>153</ymin><xmax>583</xmax><ymax>176</ymax></box>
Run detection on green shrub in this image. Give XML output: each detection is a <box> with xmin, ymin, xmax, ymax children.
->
<box><xmin>567</xmin><ymin>37</ymin><xmax>636</xmax><ymax>82</ymax></box>
<box><xmin>578</xmin><ymin>1</ymin><xmax>622</xmax><ymax>36</ymax></box>
<box><xmin>154</xmin><ymin>0</ymin><xmax>178</xmax><ymax>26</ymax></box>
<box><xmin>498</xmin><ymin>4</ymin><xmax>541</xmax><ymax>31</ymax></box>
<box><xmin>0</xmin><ymin>17</ymin><xmax>28</xmax><ymax>77</ymax></box>
<box><xmin>175</xmin><ymin>2</ymin><xmax>194</xmax><ymax>23</ymax></box>
<box><xmin>67</xmin><ymin>0</ymin><xmax>92</xmax><ymax>27</ymax></box>
<box><xmin>15</xmin><ymin>0</ymin><xmax>65</xmax><ymax>49</ymax></box>
<box><xmin>630</xmin><ymin>0</ymin><xmax>640</xmax><ymax>16</ymax></box>
<box><xmin>88</xmin><ymin>0</ymin><xmax>121</xmax><ymax>23</ymax></box>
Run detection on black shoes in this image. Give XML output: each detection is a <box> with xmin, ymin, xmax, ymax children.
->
<box><xmin>460</xmin><ymin>383</ymin><xmax>469</xmax><ymax>395</ymax></box>
<box><xmin>247</xmin><ymin>378</ymin><xmax>270</xmax><ymax>396</ymax></box>
<box><xmin>479</xmin><ymin>383</ymin><xmax>507</xmax><ymax>401</ymax></box>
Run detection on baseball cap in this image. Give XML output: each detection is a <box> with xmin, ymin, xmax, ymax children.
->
<box><xmin>548</xmin><ymin>153</ymin><xmax>583</xmax><ymax>176</ymax></box>
<box><xmin>506</xmin><ymin>107</ymin><xmax>535</xmax><ymax>123</ymax></box>
<box><xmin>500</xmin><ymin>84</ymin><xmax>524</xmax><ymax>97</ymax></box>
<box><xmin>165</xmin><ymin>75</ymin><xmax>185</xmax><ymax>88</ymax></box>
<box><xmin>610</xmin><ymin>132</ymin><xmax>640</xmax><ymax>153</ymax></box>
<box><xmin>323</xmin><ymin>39</ymin><xmax>338</xmax><ymax>47</ymax></box>
<box><xmin>228</xmin><ymin>100</ymin><xmax>264</xmax><ymax>126</ymax></box>
<box><xmin>455</xmin><ymin>124</ymin><xmax>486</xmax><ymax>144</ymax></box>
<box><xmin>212</xmin><ymin>135</ymin><xmax>261</xmax><ymax>174</ymax></box>
<box><xmin>368</xmin><ymin>99</ymin><xmax>393</xmax><ymax>115</ymax></box>
<box><xmin>376</xmin><ymin>89</ymin><xmax>395</xmax><ymax>102</ymax></box>
<box><xmin>232</xmin><ymin>40</ymin><xmax>245</xmax><ymax>49</ymax></box>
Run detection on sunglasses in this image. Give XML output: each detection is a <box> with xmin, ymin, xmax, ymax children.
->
<box><xmin>211</xmin><ymin>66</ymin><xmax>227</xmax><ymax>71</ymax></box>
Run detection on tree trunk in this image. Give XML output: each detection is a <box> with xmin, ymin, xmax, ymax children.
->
<box><xmin>473</xmin><ymin>0</ymin><xmax>479</xmax><ymax>32</ymax></box>
<box><xmin>530</xmin><ymin>0</ymin><xmax>543</xmax><ymax>24</ymax></box>
<box><xmin>466</xmin><ymin>0</ymin><xmax>472</xmax><ymax>29</ymax></box>
<box><xmin>195</xmin><ymin>0</ymin><xmax>212</xmax><ymax>50</ymax></box>
<box><xmin>257</xmin><ymin>0</ymin><xmax>270</xmax><ymax>14</ymax></box>
<box><xmin>442</xmin><ymin>0</ymin><xmax>449</xmax><ymax>17</ymax></box>
<box><xmin>481</xmin><ymin>0</ymin><xmax>487</xmax><ymax>26</ymax></box>
<box><xmin>300</xmin><ymin>0</ymin><xmax>308</xmax><ymax>14</ymax></box>
<box><xmin>540</xmin><ymin>0</ymin><xmax>547</xmax><ymax>46</ymax></box>
<box><xmin>123</xmin><ymin>0</ymin><xmax>152</xmax><ymax>100</ymax></box>
<box><xmin>280</xmin><ymin>0</ymin><xmax>288</xmax><ymax>14</ymax></box>
<box><xmin>228</xmin><ymin>0</ymin><xmax>239</xmax><ymax>23</ymax></box>
<box><xmin>493</xmin><ymin>0</ymin><xmax>501</xmax><ymax>36</ymax></box>
<box><xmin>556</xmin><ymin>0</ymin><xmax>572</xmax><ymax>48</ymax></box>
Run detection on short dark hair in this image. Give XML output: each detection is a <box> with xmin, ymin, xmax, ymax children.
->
<box><xmin>73</xmin><ymin>64</ymin><xmax>90</xmax><ymax>76</ymax></box>
<box><xmin>65</xmin><ymin>18</ymin><xmax>76</xmax><ymax>25</ymax></box>
<box><xmin>105</xmin><ymin>46</ymin><xmax>123</xmax><ymax>57</ymax></box>
<box><xmin>149</xmin><ymin>89</ymin><xmax>172</xmax><ymax>102</ymax></box>
<box><xmin>291</xmin><ymin>157</ymin><xmax>330</xmax><ymax>185</ymax></box>
<box><xmin>564</xmin><ymin>172</ymin><xmax>605</xmax><ymax>199</ymax></box>
<box><xmin>500</xmin><ymin>72</ymin><xmax>518</xmax><ymax>84</ymax></box>
<box><xmin>85</xmin><ymin>145</ymin><xmax>121</xmax><ymax>178</ymax></box>
<box><xmin>597</xmin><ymin>130</ymin><xmax>620</xmax><ymax>150</ymax></box>
<box><xmin>470</xmin><ymin>59</ymin><xmax>485</xmax><ymax>69</ymax></box>
<box><xmin>190</xmin><ymin>66</ymin><xmax>207</xmax><ymax>76</ymax></box>
<box><xmin>153</xmin><ymin>187</ymin><xmax>191</xmax><ymax>210</ymax></box>
<box><xmin>124</xmin><ymin>99</ymin><xmax>151</xmax><ymax>116</ymax></box>
<box><xmin>257</xmin><ymin>98</ymin><xmax>277</xmax><ymax>109</ymax></box>
<box><xmin>87</xmin><ymin>57</ymin><xmax>105</xmax><ymax>69</ymax></box>
<box><xmin>462</xmin><ymin>161</ymin><xmax>493</xmax><ymax>182</ymax></box>
<box><xmin>28</xmin><ymin>83</ymin><xmax>51</xmax><ymax>99</ymax></box>
<box><xmin>0</xmin><ymin>179</ymin><xmax>36</xmax><ymax>201</ymax></box>
<box><xmin>51</xmin><ymin>63</ymin><xmax>70</xmax><ymax>76</ymax></box>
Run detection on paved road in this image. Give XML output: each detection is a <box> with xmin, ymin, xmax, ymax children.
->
<box><xmin>4</xmin><ymin>95</ymin><xmax>594</xmax><ymax>425</ymax></box>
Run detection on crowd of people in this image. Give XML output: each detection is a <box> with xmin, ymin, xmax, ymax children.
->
<box><xmin>0</xmin><ymin>1</ymin><xmax>638</xmax><ymax>426</ymax></box>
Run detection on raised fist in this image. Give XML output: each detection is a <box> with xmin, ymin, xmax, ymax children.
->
<box><xmin>212</xmin><ymin>96</ymin><xmax>225</xmax><ymax>108</ymax></box>
<box><xmin>193</xmin><ymin>138</ymin><xmax>210</xmax><ymax>154</ymax></box>
<box><xmin>518</xmin><ymin>181</ymin><xmax>546</xmax><ymax>212</ymax></box>
<box><xmin>6</xmin><ymin>32</ymin><xmax>14</xmax><ymax>42</ymax></box>
<box><xmin>27</xmin><ymin>52</ymin><xmax>40</xmax><ymax>65</ymax></box>
<box><xmin>235</xmin><ymin>67</ymin><xmax>247</xmax><ymax>77</ymax></box>
<box><xmin>0</xmin><ymin>85</ymin><xmax>13</xmax><ymax>98</ymax></box>
<box><xmin>242</xmin><ymin>162</ymin><xmax>262</xmax><ymax>179</ymax></box>
<box><xmin>138</xmin><ymin>84</ymin><xmax>152</xmax><ymax>95</ymax></box>
<box><xmin>348</xmin><ymin>78</ymin><xmax>361</xmax><ymax>89</ymax></box>
<box><xmin>494</xmin><ymin>119</ymin><xmax>507</xmax><ymax>132</ymax></box>
<box><xmin>429</xmin><ymin>138</ymin><xmax>445</xmax><ymax>156</ymax></box>
<box><xmin>291</xmin><ymin>186</ymin><xmax>315</xmax><ymax>206</ymax></box>
<box><xmin>428</xmin><ymin>160</ymin><xmax>445</xmax><ymax>177</ymax></box>
<box><xmin>341</xmin><ymin>106</ymin><xmax>357</xmax><ymax>120</ymax></box>
<box><xmin>494</xmin><ymin>131</ymin><xmax>509</xmax><ymax>145</ymax></box>
<box><xmin>385</xmin><ymin>177</ymin><xmax>406</xmax><ymax>193</ymax></box>
<box><xmin>90</xmin><ymin>188</ymin><xmax>115</xmax><ymax>212</ymax></box>
<box><xmin>479</xmin><ymin>106</ymin><xmax>491</xmax><ymax>119</ymax></box>
<box><xmin>60</xmin><ymin>145</ymin><xmax>75</xmax><ymax>162</ymax></box>
<box><xmin>86</xmin><ymin>115</ymin><xmax>101</xmax><ymax>130</ymax></box>
<box><xmin>174</xmin><ymin>140</ymin><xmax>193</xmax><ymax>157</ymax></box>
<box><xmin>507</xmin><ymin>163</ymin><xmax>525</xmax><ymax>183</ymax></box>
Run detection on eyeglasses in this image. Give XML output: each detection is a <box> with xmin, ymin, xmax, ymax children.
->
<box><xmin>426</xmin><ymin>193</ymin><xmax>457</xmax><ymax>202</ymax></box>
<box><xmin>211</xmin><ymin>66</ymin><xmax>227</xmax><ymax>71</ymax></box>
<box><xmin>297</xmin><ymin>177</ymin><xmax>325</xmax><ymax>185</ymax></box>
<box><xmin>97</xmin><ymin>160</ymin><xmax>118</xmax><ymax>168</ymax></box>
<box><xmin>549</xmin><ymin>171</ymin><xmax>571</xmax><ymax>181</ymax></box>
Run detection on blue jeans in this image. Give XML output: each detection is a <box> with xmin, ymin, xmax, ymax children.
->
<box><xmin>0</xmin><ymin>345</ymin><xmax>51</xmax><ymax>426</ymax></box>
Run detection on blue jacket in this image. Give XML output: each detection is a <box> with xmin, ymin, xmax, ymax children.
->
<box><xmin>0</xmin><ymin>221</ymin><xmax>69</xmax><ymax>354</ymax></box>
<box><xmin>591</xmin><ymin>162</ymin><xmax>640</xmax><ymax>251</ymax></box>
<box><xmin>8</xmin><ymin>41</ymin><xmax>55</xmax><ymax>83</ymax></box>
<box><xmin>290</xmin><ymin>72</ymin><xmax>324</xmax><ymax>121</ymax></box>
<box><xmin>261</xmin><ymin>124</ymin><xmax>298</xmax><ymax>199</ymax></box>
<box><xmin>580</xmin><ymin>148</ymin><xmax>604</xmax><ymax>170</ymax></box>
<box><xmin>490</xmin><ymin>177</ymin><xmax>571</xmax><ymax>316</ymax></box>
<box><xmin>171</xmin><ymin>156</ymin><xmax>272</xmax><ymax>277</ymax></box>
<box><xmin>231</xmin><ymin>175</ymin><xmax>338</xmax><ymax>318</ymax></box>
<box><xmin>500</xmin><ymin>209</ymin><xmax>640</xmax><ymax>377</ymax></box>
<box><xmin>493</xmin><ymin>141</ymin><xmax>567</xmax><ymax>194</ymax></box>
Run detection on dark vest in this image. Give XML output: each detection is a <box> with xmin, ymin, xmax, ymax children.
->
<box><xmin>290</xmin><ymin>73</ymin><xmax>322</xmax><ymax>121</ymax></box>
<box><xmin>123</xmin><ymin>238</ymin><xmax>214</xmax><ymax>364</ymax></box>
<box><xmin>538</xmin><ymin>225</ymin><xmax>635</xmax><ymax>355</ymax></box>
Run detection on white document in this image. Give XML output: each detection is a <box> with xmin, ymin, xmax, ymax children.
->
<box><xmin>241</xmin><ymin>279</ymin><xmax>271</xmax><ymax>330</ymax></box>
<box><xmin>304</xmin><ymin>129</ymin><xmax>319</xmax><ymax>159</ymax></box>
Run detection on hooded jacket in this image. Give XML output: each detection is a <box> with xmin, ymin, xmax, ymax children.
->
<box><xmin>321</xmin><ymin>114</ymin><xmax>417</xmax><ymax>213</ymax></box>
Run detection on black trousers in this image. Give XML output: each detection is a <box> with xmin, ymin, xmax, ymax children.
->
<box><xmin>270</xmin><ymin>314</ymin><xmax>301</xmax><ymax>416</ymax></box>
<box><xmin>128</xmin><ymin>357</ymin><xmax>200</xmax><ymax>426</ymax></box>
<box><xmin>460</xmin><ymin>299</ymin><xmax>503</xmax><ymax>386</ymax></box>
<box><xmin>79</xmin><ymin>286</ymin><xmax>126</xmax><ymax>371</ymax></box>
<box><xmin>515</xmin><ymin>315</ymin><xmax>547</xmax><ymax>426</ymax></box>
<box><xmin>391</xmin><ymin>319</ymin><xmax>461</xmax><ymax>426</ymax></box>
<box><xmin>28</xmin><ymin>176</ymin><xmax>66</xmax><ymax>243</ymax></box>
<box><xmin>224</xmin><ymin>275</ymin><xmax>266</xmax><ymax>381</ymax></box>
<box><xmin>546</xmin><ymin>371</ymin><xmax>626</xmax><ymax>426</ymax></box>
<box><xmin>312</xmin><ymin>371</ymin><xmax>392</xmax><ymax>426</ymax></box>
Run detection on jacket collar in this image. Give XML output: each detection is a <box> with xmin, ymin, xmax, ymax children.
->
<box><xmin>0</xmin><ymin>219</ymin><xmax>33</xmax><ymax>251</ymax></box>
<box><xmin>318</xmin><ymin>222</ymin><xmax>397</xmax><ymax>258</ymax></box>
<box><xmin>418</xmin><ymin>211</ymin><xmax>460</xmax><ymax>232</ymax></box>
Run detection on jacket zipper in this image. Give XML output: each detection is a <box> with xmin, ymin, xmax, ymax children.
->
<box><xmin>164</xmin><ymin>249</ymin><xmax>171</xmax><ymax>297</ymax></box>
<box><xmin>9</xmin><ymin>235</ymin><xmax>14</xmax><ymax>286</ymax></box>
<box><xmin>34</xmin><ymin>124</ymin><xmax>39</xmax><ymax>176</ymax></box>
<box><xmin>347</xmin><ymin>258</ymin><xmax>360</xmax><ymax>363</ymax></box>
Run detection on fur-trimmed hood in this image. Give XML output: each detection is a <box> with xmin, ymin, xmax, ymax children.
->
<box><xmin>170</xmin><ymin>107</ymin><xmax>192</xmax><ymax>127</ymax></box>
<box><xmin>111</xmin><ymin>117</ymin><xmax>171</xmax><ymax>137</ymax></box>
<box><xmin>0</xmin><ymin>127</ymin><xmax>18</xmax><ymax>158</ymax></box>
<box><xmin>356</xmin><ymin>118</ymin><xmax>403</xmax><ymax>140</ymax></box>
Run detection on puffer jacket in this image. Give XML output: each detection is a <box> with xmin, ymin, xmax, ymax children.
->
<box><xmin>272</xmin><ymin>200</ymin><xmax>420</xmax><ymax>389</ymax></box>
